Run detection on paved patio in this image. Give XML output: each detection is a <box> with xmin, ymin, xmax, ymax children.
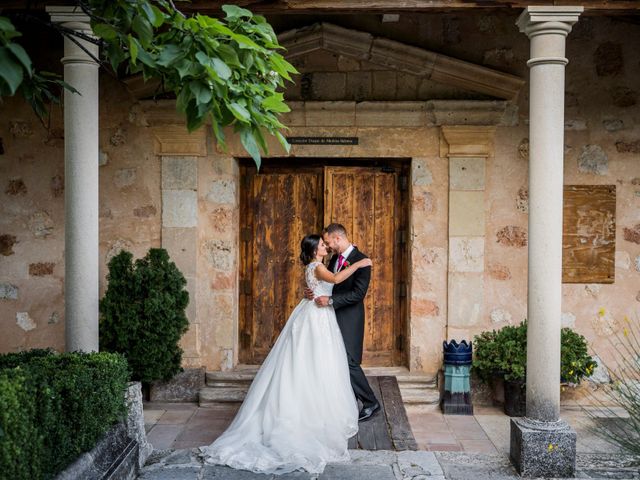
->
<box><xmin>140</xmin><ymin>402</ymin><xmax>639</xmax><ymax>479</ymax></box>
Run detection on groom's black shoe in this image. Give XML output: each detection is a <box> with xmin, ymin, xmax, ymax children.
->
<box><xmin>358</xmin><ymin>402</ymin><xmax>380</xmax><ymax>422</ymax></box>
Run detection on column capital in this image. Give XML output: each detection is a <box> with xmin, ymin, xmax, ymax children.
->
<box><xmin>46</xmin><ymin>6</ymin><xmax>91</xmax><ymax>30</ymax></box>
<box><xmin>516</xmin><ymin>6</ymin><xmax>583</xmax><ymax>39</ymax></box>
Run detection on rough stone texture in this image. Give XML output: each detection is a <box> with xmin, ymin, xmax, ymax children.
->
<box><xmin>203</xmin><ymin>240</ymin><xmax>233</xmax><ymax>271</ymax></box>
<box><xmin>635</xmin><ymin>255</ymin><xmax>640</xmax><ymax>273</ymax></box>
<box><xmin>55</xmin><ymin>422</ymin><xmax>139</xmax><ymax>480</ymax></box>
<box><xmin>610</xmin><ymin>86</ymin><xmax>637</xmax><ymax>107</ymax></box>
<box><xmin>105</xmin><ymin>239</ymin><xmax>134</xmax><ymax>264</ymax></box>
<box><xmin>134</xmin><ymin>205</ymin><xmax>157</xmax><ymax>218</ymax></box>
<box><xmin>561</xmin><ymin>312</ymin><xmax>576</xmax><ymax>329</ymax></box>
<box><xmin>162</xmin><ymin>190</ymin><xmax>198</xmax><ymax>228</ymax></box>
<box><xmin>578</xmin><ymin>144</ymin><xmax>608</xmax><ymax>175</ymax></box>
<box><xmin>483</xmin><ymin>47</ymin><xmax>514</xmax><ymax>69</ymax></box>
<box><xmin>0</xmin><ymin>283</ymin><xmax>18</xmax><ymax>300</ymax></box>
<box><xmin>594</xmin><ymin>42</ymin><xmax>624</xmax><ymax>77</ymax></box>
<box><xmin>623</xmin><ymin>224</ymin><xmax>640</xmax><ymax>244</ymax></box>
<box><xmin>9</xmin><ymin>120</ymin><xmax>33</xmax><ymax>137</ymax></box>
<box><xmin>50</xmin><ymin>175</ymin><xmax>64</xmax><ymax>197</ymax></box>
<box><xmin>16</xmin><ymin>312</ymin><xmax>36</xmax><ymax>331</ymax></box>
<box><xmin>114</xmin><ymin>168</ymin><xmax>137</xmax><ymax>188</ymax></box>
<box><xmin>518</xmin><ymin>138</ymin><xmax>529</xmax><ymax>160</ymax></box>
<box><xmin>110</xmin><ymin>126</ymin><xmax>126</xmax><ymax>146</ymax></box>
<box><xmin>162</xmin><ymin>157</ymin><xmax>198</xmax><ymax>190</ymax></box>
<box><xmin>449</xmin><ymin>237</ymin><xmax>484</xmax><ymax>273</ymax></box>
<box><xmin>615</xmin><ymin>250</ymin><xmax>631</xmax><ymax>270</ymax></box>
<box><xmin>48</xmin><ymin>312</ymin><xmax>59</xmax><ymax>324</ymax></box>
<box><xmin>603</xmin><ymin>118</ymin><xmax>624</xmax><ymax>131</ymax></box>
<box><xmin>510</xmin><ymin>418</ymin><xmax>577</xmax><ymax>478</ymax></box>
<box><xmin>29</xmin><ymin>262</ymin><xmax>54</xmax><ymax>276</ymax></box>
<box><xmin>490</xmin><ymin>308</ymin><xmax>512</xmax><ymax>324</ymax></box>
<box><xmin>126</xmin><ymin>382</ymin><xmax>153</xmax><ymax>469</ymax></box>
<box><xmin>591</xmin><ymin>309</ymin><xmax>619</xmax><ymax>337</ymax></box>
<box><xmin>149</xmin><ymin>367</ymin><xmax>205</xmax><ymax>403</ymax></box>
<box><xmin>99</xmin><ymin>150</ymin><xmax>109</xmax><ymax>166</ymax></box>
<box><xmin>564</xmin><ymin>118</ymin><xmax>587</xmax><ymax>130</ymax></box>
<box><xmin>29</xmin><ymin>211</ymin><xmax>54</xmax><ymax>237</ymax></box>
<box><xmin>590</xmin><ymin>355</ymin><xmax>611</xmax><ymax>384</ymax></box>
<box><xmin>487</xmin><ymin>263</ymin><xmax>511</xmax><ymax>280</ymax></box>
<box><xmin>615</xmin><ymin>139</ymin><xmax>640</xmax><ymax>153</ymax></box>
<box><xmin>496</xmin><ymin>226</ymin><xmax>527</xmax><ymax>248</ymax></box>
<box><xmin>205</xmin><ymin>179</ymin><xmax>236</xmax><ymax>204</ymax></box>
<box><xmin>6</xmin><ymin>178</ymin><xmax>27</xmax><ymax>195</ymax></box>
<box><xmin>0</xmin><ymin>234</ymin><xmax>17</xmax><ymax>256</ymax></box>
<box><xmin>515</xmin><ymin>187</ymin><xmax>528</xmax><ymax>213</ymax></box>
<box><xmin>411</xmin><ymin>298</ymin><xmax>440</xmax><ymax>317</ymax></box>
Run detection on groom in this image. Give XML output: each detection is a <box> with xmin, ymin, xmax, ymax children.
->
<box><xmin>309</xmin><ymin>223</ymin><xmax>380</xmax><ymax>421</ymax></box>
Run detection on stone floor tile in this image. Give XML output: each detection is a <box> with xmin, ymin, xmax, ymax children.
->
<box><xmin>156</xmin><ymin>409</ymin><xmax>197</xmax><ymax>425</ymax></box>
<box><xmin>144</xmin><ymin>402</ymin><xmax>199</xmax><ymax>411</ymax></box>
<box><xmin>427</xmin><ymin>444</ymin><xmax>463</xmax><ymax>452</ymax></box>
<box><xmin>144</xmin><ymin>409</ymin><xmax>166</xmax><ymax>425</ymax></box>
<box><xmin>319</xmin><ymin>464</ymin><xmax>395</xmax><ymax>480</ymax></box>
<box><xmin>459</xmin><ymin>439</ymin><xmax>499</xmax><ymax>454</ymax></box>
<box><xmin>202</xmin><ymin>465</ymin><xmax>275</xmax><ymax>479</ymax></box>
<box><xmin>147</xmin><ymin>424</ymin><xmax>185</xmax><ymax>450</ymax></box>
<box><xmin>138</xmin><ymin>466</ymin><xmax>201</xmax><ymax>480</ymax></box>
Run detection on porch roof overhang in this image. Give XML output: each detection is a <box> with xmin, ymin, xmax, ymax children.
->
<box><xmin>278</xmin><ymin>22</ymin><xmax>525</xmax><ymax>100</ymax></box>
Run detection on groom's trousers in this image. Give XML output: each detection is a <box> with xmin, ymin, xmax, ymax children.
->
<box><xmin>346</xmin><ymin>351</ymin><xmax>378</xmax><ymax>407</ymax></box>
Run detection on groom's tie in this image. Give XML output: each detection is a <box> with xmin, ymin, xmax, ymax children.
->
<box><xmin>337</xmin><ymin>254</ymin><xmax>345</xmax><ymax>271</ymax></box>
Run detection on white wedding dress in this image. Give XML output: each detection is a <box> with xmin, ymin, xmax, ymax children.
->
<box><xmin>200</xmin><ymin>261</ymin><xmax>359</xmax><ymax>474</ymax></box>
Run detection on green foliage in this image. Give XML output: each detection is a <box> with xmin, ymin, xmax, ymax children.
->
<box><xmin>585</xmin><ymin>315</ymin><xmax>640</xmax><ymax>458</ymax></box>
<box><xmin>0</xmin><ymin>16</ymin><xmax>78</xmax><ymax>122</ymax></box>
<box><xmin>0</xmin><ymin>350</ymin><xmax>129</xmax><ymax>479</ymax></box>
<box><xmin>86</xmin><ymin>1</ymin><xmax>296</xmax><ymax>167</ymax></box>
<box><xmin>100</xmin><ymin>248</ymin><xmax>189</xmax><ymax>384</ymax></box>
<box><xmin>1</xmin><ymin>3</ymin><xmax>296</xmax><ymax>166</ymax></box>
<box><xmin>472</xmin><ymin>320</ymin><xmax>597</xmax><ymax>383</ymax></box>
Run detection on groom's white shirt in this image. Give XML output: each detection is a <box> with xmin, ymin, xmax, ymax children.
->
<box><xmin>334</xmin><ymin>244</ymin><xmax>354</xmax><ymax>273</ymax></box>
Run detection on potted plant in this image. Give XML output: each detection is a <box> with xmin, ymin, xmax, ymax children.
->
<box><xmin>472</xmin><ymin>320</ymin><xmax>597</xmax><ymax>416</ymax></box>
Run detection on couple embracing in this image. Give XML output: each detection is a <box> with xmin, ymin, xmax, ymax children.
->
<box><xmin>200</xmin><ymin>223</ymin><xmax>379</xmax><ymax>475</ymax></box>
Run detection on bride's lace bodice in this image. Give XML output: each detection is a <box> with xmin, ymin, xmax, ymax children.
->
<box><xmin>305</xmin><ymin>262</ymin><xmax>334</xmax><ymax>297</ymax></box>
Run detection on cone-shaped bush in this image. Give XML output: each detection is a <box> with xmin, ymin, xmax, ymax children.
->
<box><xmin>100</xmin><ymin>248</ymin><xmax>189</xmax><ymax>384</ymax></box>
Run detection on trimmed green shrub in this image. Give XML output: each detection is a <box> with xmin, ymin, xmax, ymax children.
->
<box><xmin>0</xmin><ymin>369</ymin><xmax>42</xmax><ymax>479</ymax></box>
<box><xmin>472</xmin><ymin>320</ymin><xmax>597</xmax><ymax>384</ymax></box>
<box><xmin>99</xmin><ymin>248</ymin><xmax>189</xmax><ymax>384</ymax></box>
<box><xmin>0</xmin><ymin>350</ymin><xmax>129</xmax><ymax>479</ymax></box>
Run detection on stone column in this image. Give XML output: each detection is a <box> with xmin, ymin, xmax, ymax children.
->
<box><xmin>47</xmin><ymin>6</ymin><xmax>100</xmax><ymax>352</ymax></box>
<box><xmin>511</xmin><ymin>6</ymin><xmax>582</xmax><ymax>478</ymax></box>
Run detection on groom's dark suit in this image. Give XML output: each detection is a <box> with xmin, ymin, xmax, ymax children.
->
<box><xmin>328</xmin><ymin>247</ymin><xmax>377</xmax><ymax>408</ymax></box>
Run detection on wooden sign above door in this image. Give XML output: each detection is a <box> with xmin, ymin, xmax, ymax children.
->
<box><xmin>286</xmin><ymin>136</ymin><xmax>359</xmax><ymax>145</ymax></box>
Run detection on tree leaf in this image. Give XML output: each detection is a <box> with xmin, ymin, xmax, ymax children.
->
<box><xmin>222</xmin><ymin>5</ymin><xmax>253</xmax><ymax>19</ymax></box>
<box><xmin>239</xmin><ymin>126</ymin><xmax>261</xmax><ymax>169</ymax></box>
<box><xmin>228</xmin><ymin>102</ymin><xmax>251</xmax><ymax>123</ymax></box>
<box><xmin>128</xmin><ymin>35</ymin><xmax>139</xmax><ymax>64</ymax></box>
<box><xmin>189</xmin><ymin>80</ymin><xmax>212</xmax><ymax>104</ymax></box>
<box><xmin>92</xmin><ymin>23</ymin><xmax>119</xmax><ymax>41</ymax></box>
<box><xmin>210</xmin><ymin>58</ymin><xmax>231</xmax><ymax>80</ymax></box>
<box><xmin>275</xmin><ymin>131</ymin><xmax>291</xmax><ymax>154</ymax></box>
<box><xmin>157</xmin><ymin>44</ymin><xmax>182</xmax><ymax>67</ymax></box>
<box><xmin>6</xmin><ymin>43</ymin><xmax>32</xmax><ymax>78</ymax></box>
<box><xmin>261</xmin><ymin>92</ymin><xmax>290</xmax><ymax>113</ymax></box>
<box><xmin>132</xmin><ymin>15</ymin><xmax>153</xmax><ymax>47</ymax></box>
<box><xmin>0</xmin><ymin>47</ymin><xmax>23</xmax><ymax>95</ymax></box>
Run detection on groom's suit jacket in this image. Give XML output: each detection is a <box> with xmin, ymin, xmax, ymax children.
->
<box><xmin>328</xmin><ymin>247</ymin><xmax>371</xmax><ymax>364</ymax></box>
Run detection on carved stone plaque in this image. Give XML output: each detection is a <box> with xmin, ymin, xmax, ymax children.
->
<box><xmin>562</xmin><ymin>185</ymin><xmax>616</xmax><ymax>284</ymax></box>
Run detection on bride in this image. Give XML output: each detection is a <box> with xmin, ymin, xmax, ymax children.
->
<box><xmin>200</xmin><ymin>234</ymin><xmax>373</xmax><ymax>474</ymax></box>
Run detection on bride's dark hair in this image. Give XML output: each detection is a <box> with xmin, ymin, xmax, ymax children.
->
<box><xmin>300</xmin><ymin>234</ymin><xmax>321</xmax><ymax>265</ymax></box>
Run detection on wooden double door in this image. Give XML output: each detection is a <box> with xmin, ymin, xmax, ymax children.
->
<box><xmin>239</xmin><ymin>160</ymin><xmax>408</xmax><ymax>367</ymax></box>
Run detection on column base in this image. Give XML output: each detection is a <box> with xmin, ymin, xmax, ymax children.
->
<box><xmin>510</xmin><ymin>417</ymin><xmax>576</xmax><ymax>478</ymax></box>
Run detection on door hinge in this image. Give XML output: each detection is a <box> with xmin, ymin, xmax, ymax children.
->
<box><xmin>396</xmin><ymin>334</ymin><xmax>404</xmax><ymax>351</ymax></box>
<box><xmin>397</xmin><ymin>282</ymin><xmax>407</xmax><ymax>298</ymax></box>
<box><xmin>399</xmin><ymin>175</ymin><xmax>408</xmax><ymax>191</ymax></box>
<box><xmin>241</xmin><ymin>228</ymin><xmax>252</xmax><ymax>242</ymax></box>
<box><xmin>396</xmin><ymin>230</ymin><xmax>406</xmax><ymax>245</ymax></box>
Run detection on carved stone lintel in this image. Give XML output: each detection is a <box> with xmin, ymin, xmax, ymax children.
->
<box><xmin>440</xmin><ymin>126</ymin><xmax>496</xmax><ymax>158</ymax></box>
<box><xmin>153</xmin><ymin>125</ymin><xmax>207</xmax><ymax>157</ymax></box>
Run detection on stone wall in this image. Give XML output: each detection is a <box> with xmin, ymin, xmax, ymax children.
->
<box><xmin>1</xmin><ymin>13</ymin><xmax>639</xmax><ymax>384</ymax></box>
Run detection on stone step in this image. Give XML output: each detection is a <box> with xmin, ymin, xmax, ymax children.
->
<box><xmin>201</xmin><ymin>369</ymin><xmax>441</xmax><ymax>407</ymax></box>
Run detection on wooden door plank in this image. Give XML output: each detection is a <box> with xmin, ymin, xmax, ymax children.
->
<box><xmin>378</xmin><ymin>376</ymin><xmax>418</xmax><ymax>451</ymax></box>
